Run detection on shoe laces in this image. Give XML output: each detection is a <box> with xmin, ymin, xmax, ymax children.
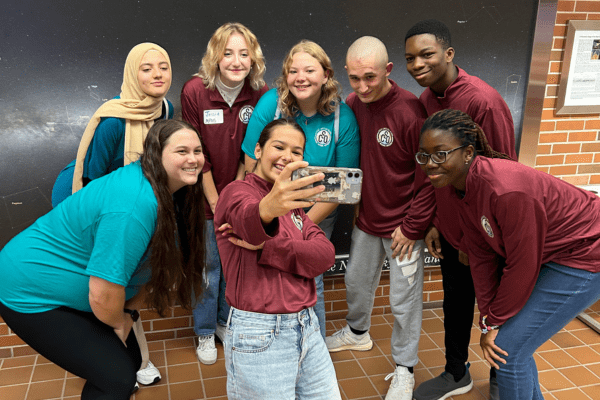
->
<box><xmin>198</xmin><ymin>335</ymin><xmax>215</xmax><ymax>350</ymax></box>
<box><xmin>385</xmin><ymin>372</ymin><xmax>397</xmax><ymax>386</ymax></box>
<box><xmin>385</xmin><ymin>368</ymin><xmax>410</xmax><ymax>388</ymax></box>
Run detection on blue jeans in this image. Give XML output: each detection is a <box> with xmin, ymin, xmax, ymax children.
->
<box><xmin>192</xmin><ymin>220</ymin><xmax>230</xmax><ymax>336</ymax></box>
<box><xmin>224</xmin><ymin>307</ymin><xmax>341</xmax><ymax>400</ymax></box>
<box><xmin>494</xmin><ymin>262</ymin><xmax>600</xmax><ymax>399</ymax></box>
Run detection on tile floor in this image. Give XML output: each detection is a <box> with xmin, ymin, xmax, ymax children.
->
<box><xmin>1</xmin><ymin>302</ymin><xmax>599</xmax><ymax>400</ymax></box>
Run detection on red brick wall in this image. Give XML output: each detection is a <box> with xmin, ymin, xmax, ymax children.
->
<box><xmin>536</xmin><ymin>0</ymin><xmax>600</xmax><ymax>184</ymax></box>
<box><xmin>323</xmin><ymin>267</ymin><xmax>444</xmax><ymax>322</ymax></box>
<box><xmin>0</xmin><ymin>266</ymin><xmax>445</xmax><ymax>358</ymax></box>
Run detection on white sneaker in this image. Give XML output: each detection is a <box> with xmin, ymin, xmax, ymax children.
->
<box><xmin>136</xmin><ymin>360</ymin><xmax>161</xmax><ymax>385</ymax></box>
<box><xmin>325</xmin><ymin>325</ymin><xmax>373</xmax><ymax>352</ymax></box>
<box><xmin>196</xmin><ymin>334</ymin><xmax>217</xmax><ymax>365</ymax></box>
<box><xmin>215</xmin><ymin>323</ymin><xmax>227</xmax><ymax>343</ymax></box>
<box><xmin>384</xmin><ymin>366</ymin><xmax>415</xmax><ymax>400</ymax></box>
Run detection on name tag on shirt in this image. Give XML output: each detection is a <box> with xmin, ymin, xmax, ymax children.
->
<box><xmin>204</xmin><ymin>110</ymin><xmax>224</xmax><ymax>124</ymax></box>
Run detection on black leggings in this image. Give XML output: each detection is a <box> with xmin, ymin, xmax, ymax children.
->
<box><xmin>0</xmin><ymin>302</ymin><xmax>141</xmax><ymax>399</ymax></box>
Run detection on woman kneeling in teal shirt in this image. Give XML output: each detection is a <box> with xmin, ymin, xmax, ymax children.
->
<box><xmin>0</xmin><ymin>119</ymin><xmax>206</xmax><ymax>400</ymax></box>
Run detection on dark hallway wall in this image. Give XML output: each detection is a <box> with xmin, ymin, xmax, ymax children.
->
<box><xmin>0</xmin><ymin>0</ymin><xmax>539</xmax><ymax>248</ymax></box>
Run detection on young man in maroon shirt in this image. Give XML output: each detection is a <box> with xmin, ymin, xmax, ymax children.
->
<box><xmin>325</xmin><ymin>36</ymin><xmax>435</xmax><ymax>400</ymax></box>
<box><xmin>404</xmin><ymin>19</ymin><xmax>516</xmax><ymax>400</ymax></box>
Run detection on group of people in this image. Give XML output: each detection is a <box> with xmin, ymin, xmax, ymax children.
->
<box><xmin>0</xmin><ymin>18</ymin><xmax>598</xmax><ymax>400</ymax></box>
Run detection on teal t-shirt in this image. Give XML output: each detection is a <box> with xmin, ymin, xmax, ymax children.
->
<box><xmin>242</xmin><ymin>88</ymin><xmax>360</xmax><ymax>168</ymax></box>
<box><xmin>0</xmin><ymin>162</ymin><xmax>157</xmax><ymax>313</ymax></box>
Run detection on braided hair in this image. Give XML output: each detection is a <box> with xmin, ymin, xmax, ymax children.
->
<box><xmin>421</xmin><ymin>109</ymin><xmax>512</xmax><ymax>160</ymax></box>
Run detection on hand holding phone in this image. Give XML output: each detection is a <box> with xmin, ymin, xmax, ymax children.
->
<box><xmin>291</xmin><ymin>166</ymin><xmax>363</xmax><ymax>204</ymax></box>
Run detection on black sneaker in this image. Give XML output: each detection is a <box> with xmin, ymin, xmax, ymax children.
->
<box><xmin>413</xmin><ymin>363</ymin><xmax>473</xmax><ymax>400</ymax></box>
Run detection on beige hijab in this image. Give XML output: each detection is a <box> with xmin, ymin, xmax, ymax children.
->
<box><xmin>72</xmin><ymin>42</ymin><xmax>171</xmax><ymax>193</ymax></box>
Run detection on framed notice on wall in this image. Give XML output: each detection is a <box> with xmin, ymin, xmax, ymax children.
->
<box><xmin>556</xmin><ymin>20</ymin><xmax>600</xmax><ymax>115</ymax></box>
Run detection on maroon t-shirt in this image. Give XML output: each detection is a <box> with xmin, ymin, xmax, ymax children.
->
<box><xmin>181</xmin><ymin>77</ymin><xmax>268</xmax><ymax>219</ymax></box>
<box><xmin>347</xmin><ymin>80</ymin><xmax>434</xmax><ymax>239</ymax></box>
<box><xmin>420</xmin><ymin>66</ymin><xmax>517</xmax><ymax>249</ymax></box>
<box><xmin>214</xmin><ymin>174</ymin><xmax>335</xmax><ymax>314</ymax></box>
<box><xmin>458</xmin><ymin>157</ymin><xmax>600</xmax><ymax>328</ymax></box>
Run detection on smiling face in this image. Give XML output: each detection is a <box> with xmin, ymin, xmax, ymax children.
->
<box><xmin>162</xmin><ymin>128</ymin><xmax>204</xmax><ymax>193</ymax></box>
<box><xmin>405</xmin><ymin>33</ymin><xmax>455</xmax><ymax>94</ymax></box>
<box><xmin>137</xmin><ymin>50</ymin><xmax>171</xmax><ymax>98</ymax></box>
<box><xmin>254</xmin><ymin>125</ymin><xmax>305</xmax><ymax>183</ymax></box>
<box><xmin>419</xmin><ymin>128</ymin><xmax>473</xmax><ymax>191</ymax></box>
<box><xmin>218</xmin><ymin>32</ymin><xmax>252</xmax><ymax>87</ymax></box>
<box><xmin>346</xmin><ymin>54</ymin><xmax>392</xmax><ymax>104</ymax></box>
<box><xmin>286</xmin><ymin>51</ymin><xmax>328</xmax><ymax>112</ymax></box>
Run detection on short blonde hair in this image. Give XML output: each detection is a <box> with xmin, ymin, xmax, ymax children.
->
<box><xmin>195</xmin><ymin>22</ymin><xmax>266</xmax><ymax>91</ymax></box>
<box><xmin>276</xmin><ymin>40</ymin><xmax>341</xmax><ymax>117</ymax></box>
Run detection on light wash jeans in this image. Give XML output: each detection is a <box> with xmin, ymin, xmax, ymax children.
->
<box><xmin>192</xmin><ymin>220</ymin><xmax>230</xmax><ymax>336</ymax></box>
<box><xmin>224</xmin><ymin>307</ymin><xmax>341</xmax><ymax>400</ymax></box>
<box><xmin>494</xmin><ymin>261</ymin><xmax>600</xmax><ymax>400</ymax></box>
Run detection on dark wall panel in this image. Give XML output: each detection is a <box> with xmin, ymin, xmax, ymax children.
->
<box><xmin>0</xmin><ymin>0</ymin><xmax>539</xmax><ymax>248</ymax></box>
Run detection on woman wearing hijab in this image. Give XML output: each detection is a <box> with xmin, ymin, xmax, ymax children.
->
<box><xmin>52</xmin><ymin>42</ymin><xmax>174</xmax><ymax>204</ymax></box>
<box><xmin>50</xmin><ymin>42</ymin><xmax>173</xmax><ymax>387</ymax></box>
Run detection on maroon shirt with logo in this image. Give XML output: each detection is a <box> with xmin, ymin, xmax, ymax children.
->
<box><xmin>347</xmin><ymin>80</ymin><xmax>434</xmax><ymax>239</ymax></box>
<box><xmin>181</xmin><ymin>77</ymin><xmax>268</xmax><ymax>219</ymax></box>
<box><xmin>420</xmin><ymin>66</ymin><xmax>517</xmax><ymax>249</ymax></box>
<box><xmin>457</xmin><ymin>157</ymin><xmax>600</xmax><ymax>328</ymax></box>
<box><xmin>214</xmin><ymin>173</ymin><xmax>335</xmax><ymax>314</ymax></box>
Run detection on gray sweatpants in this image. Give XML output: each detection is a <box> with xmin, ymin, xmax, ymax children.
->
<box><xmin>344</xmin><ymin>226</ymin><xmax>424</xmax><ymax>367</ymax></box>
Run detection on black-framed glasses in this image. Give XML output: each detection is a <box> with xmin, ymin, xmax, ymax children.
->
<box><xmin>415</xmin><ymin>144</ymin><xmax>468</xmax><ymax>165</ymax></box>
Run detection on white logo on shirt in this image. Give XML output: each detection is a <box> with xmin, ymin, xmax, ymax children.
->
<box><xmin>239</xmin><ymin>105</ymin><xmax>254</xmax><ymax>124</ymax></box>
<box><xmin>376</xmin><ymin>128</ymin><xmax>394</xmax><ymax>147</ymax></box>
<box><xmin>292</xmin><ymin>213</ymin><xmax>303</xmax><ymax>231</ymax></box>
<box><xmin>481</xmin><ymin>216</ymin><xmax>494</xmax><ymax>238</ymax></box>
<box><xmin>314</xmin><ymin>128</ymin><xmax>332</xmax><ymax>147</ymax></box>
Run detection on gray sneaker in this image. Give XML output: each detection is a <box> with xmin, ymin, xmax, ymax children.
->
<box><xmin>325</xmin><ymin>325</ymin><xmax>373</xmax><ymax>352</ymax></box>
<box><xmin>489</xmin><ymin>376</ymin><xmax>499</xmax><ymax>400</ymax></box>
<box><xmin>413</xmin><ymin>363</ymin><xmax>473</xmax><ymax>400</ymax></box>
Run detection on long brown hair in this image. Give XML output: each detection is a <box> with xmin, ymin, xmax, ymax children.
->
<box><xmin>140</xmin><ymin>119</ymin><xmax>206</xmax><ymax>317</ymax></box>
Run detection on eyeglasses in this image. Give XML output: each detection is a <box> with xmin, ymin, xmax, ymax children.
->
<box><xmin>415</xmin><ymin>144</ymin><xmax>468</xmax><ymax>165</ymax></box>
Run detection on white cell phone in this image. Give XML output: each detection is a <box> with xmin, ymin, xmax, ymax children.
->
<box><xmin>291</xmin><ymin>166</ymin><xmax>363</xmax><ymax>204</ymax></box>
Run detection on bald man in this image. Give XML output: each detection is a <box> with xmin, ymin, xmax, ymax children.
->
<box><xmin>325</xmin><ymin>36</ymin><xmax>435</xmax><ymax>400</ymax></box>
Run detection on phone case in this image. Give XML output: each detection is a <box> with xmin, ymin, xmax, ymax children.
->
<box><xmin>291</xmin><ymin>167</ymin><xmax>363</xmax><ymax>204</ymax></box>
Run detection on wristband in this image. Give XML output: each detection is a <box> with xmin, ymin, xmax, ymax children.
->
<box><xmin>124</xmin><ymin>308</ymin><xmax>140</xmax><ymax>322</ymax></box>
<box><xmin>481</xmin><ymin>315</ymin><xmax>499</xmax><ymax>334</ymax></box>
